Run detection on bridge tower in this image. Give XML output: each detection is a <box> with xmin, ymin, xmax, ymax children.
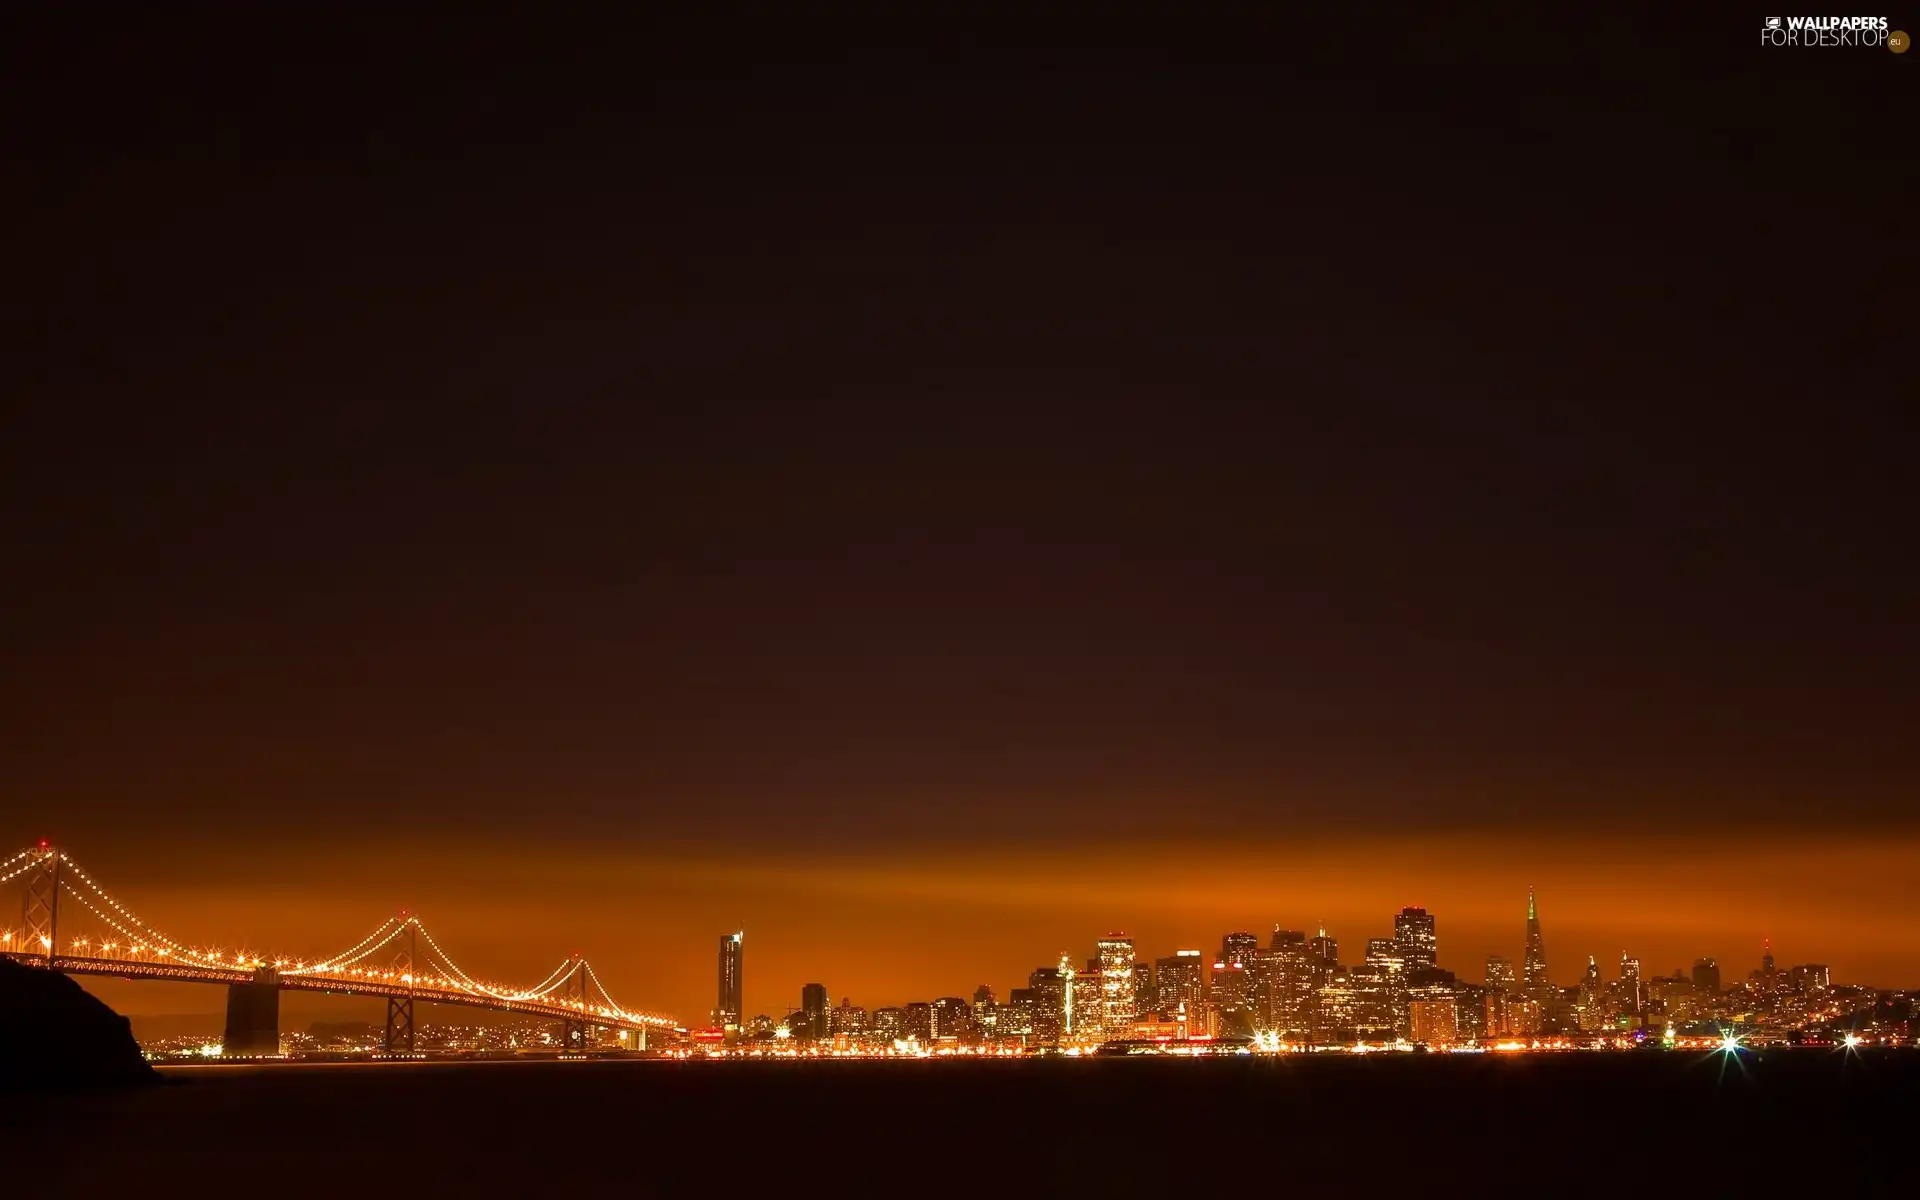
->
<box><xmin>560</xmin><ymin>955</ymin><xmax>591</xmax><ymax>1051</ymax></box>
<box><xmin>20</xmin><ymin>842</ymin><xmax>60</xmax><ymax>964</ymax></box>
<box><xmin>224</xmin><ymin>965</ymin><xmax>282</xmax><ymax>1055</ymax></box>
<box><xmin>382</xmin><ymin>916</ymin><xmax>417</xmax><ymax>1054</ymax></box>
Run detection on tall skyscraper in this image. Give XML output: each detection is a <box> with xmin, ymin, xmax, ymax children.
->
<box><xmin>1154</xmin><ymin>950</ymin><xmax>1205</xmax><ymax>1032</ymax></box>
<box><xmin>1393</xmin><ymin>907</ymin><xmax>1437</xmax><ymax>970</ymax></box>
<box><xmin>972</xmin><ymin>984</ymin><xmax>998</xmax><ymax>1038</ymax></box>
<box><xmin>829</xmin><ymin>999</ymin><xmax>868</xmax><ymax>1037</ymax></box>
<box><xmin>1308</xmin><ymin>928</ymin><xmax>1339</xmax><ymax>970</ymax></box>
<box><xmin>1028</xmin><ymin>966</ymin><xmax>1065</xmax><ymax>1043</ymax></box>
<box><xmin>932</xmin><ymin>996</ymin><xmax>974</xmax><ymax>1040</ymax></box>
<box><xmin>1364</xmin><ymin>938</ymin><xmax>1408</xmax><ymax>1037</ymax></box>
<box><xmin>1619</xmin><ymin>954</ymin><xmax>1643</xmax><ymax>1016</ymax></box>
<box><xmin>1000</xmin><ymin>990</ymin><xmax>1035</xmax><ymax>1038</ymax></box>
<box><xmin>904</xmin><ymin>1001</ymin><xmax>934</xmax><ymax>1041</ymax></box>
<box><xmin>1071</xmin><ymin>960</ymin><xmax>1104</xmax><ymax>1038</ymax></box>
<box><xmin>716</xmin><ymin>931</ymin><xmax>744</xmax><ymax>1030</ymax></box>
<box><xmin>1691</xmin><ymin>957</ymin><xmax>1721</xmax><ymax>994</ymax></box>
<box><xmin>1521</xmin><ymin>889</ymin><xmax>1549</xmax><ymax>991</ymax></box>
<box><xmin>1208</xmin><ymin>959</ymin><xmax>1253</xmax><ymax>1037</ymax></box>
<box><xmin>800</xmin><ymin>982</ymin><xmax>829</xmax><ymax>1039</ymax></box>
<box><xmin>1097</xmin><ymin>934</ymin><xmax>1138</xmax><ymax>1032</ymax></box>
<box><xmin>870</xmin><ymin>1007</ymin><xmax>907</xmax><ymax>1041</ymax></box>
<box><xmin>1485</xmin><ymin>955</ymin><xmax>1517</xmax><ymax>992</ymax></box>
<box><xmin>1266</xmin><ymin>929</ymin><xmax>1315</xmax><ymax>1035</ymax></box>
<box><xmin>1221</xmin><ymin>931</ymin><xmax>1260</xmax><ymax>966</ymax></box>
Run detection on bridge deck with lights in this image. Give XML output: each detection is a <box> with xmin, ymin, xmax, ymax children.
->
<box><xmin>2</xmin><ymin>843</ymin><xmax>685</xmax><ymax>1052</ymax></box>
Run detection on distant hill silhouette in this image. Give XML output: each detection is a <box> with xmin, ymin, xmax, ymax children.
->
<box><xmin>0</xmin><ymin>959</ymin><xmax>162</xmax><ymax>1090</ymax></box>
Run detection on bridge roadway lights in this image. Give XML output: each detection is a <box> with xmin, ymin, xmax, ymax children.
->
<box><xmin>223</xmin><ymin>966</ymin><xmax>281</xmax><ymax>1056</ymax></box>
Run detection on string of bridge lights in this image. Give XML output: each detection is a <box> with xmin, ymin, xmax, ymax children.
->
<box><xmin>411</xmin><ymin>918</ymin><xmax>574</xmax><ymax>1002</ymax></box>
<box><xmin>286</xmin><ymin>916</ymin><xmax>403</xmax><ymax>975</ymax></box>
<box><xmin>583</xmin><ymin>959</ymin><xmax>674</xmax><ymax>1028</ymax></box>
<box><xmin>55</xmin><ymin>855</ymin><xmax>243</xmax><ymax>968</ymax></box>
<box><xmin>7</xmin><ymin>845</ymin><xmax>674</xmax><ymax>1029</ymax></box>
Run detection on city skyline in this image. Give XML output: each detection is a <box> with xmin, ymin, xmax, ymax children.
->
<box><xmin>715</xmin><ymin>889</ymin><xmax>1858</xmax><ymax>1033</ymax></box>
<box><xmin>49</xmin><ymin>833</ymin><xmax>1920</xmax><ymax>1031</ymax></box>
<box><xmin>4</xmin><ymin>8</ymin><xmax>1914</xmax><ymax>1194</ymax></box>
<box><xmin>11</xmin><ymin>834</ymin><xmax>1907</xmax><ymax>1059</ymax></box>
<box><xmin>8</xmin><ymin>12</ymin><xmax>1914</xmax><ymax>1044</ymax></box>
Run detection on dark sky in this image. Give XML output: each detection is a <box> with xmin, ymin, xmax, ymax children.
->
<box><xmin>4</xmin><ymin>11</ymin><xmax>1915</xmax><ymax>1014</ymax></box>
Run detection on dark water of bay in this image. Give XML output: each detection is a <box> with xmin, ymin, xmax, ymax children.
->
<box><xmin>3</xmin><ymin>1051</ymin><xmax>1910</xmax><ymax>1195</ymax></box>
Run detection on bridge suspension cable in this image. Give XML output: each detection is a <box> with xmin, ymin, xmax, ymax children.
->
<box><xmin>286</xmin><ymin>918</ymin><xmax>405</xmax><ymax>975</ymax></box>
<box><xmin>582</xmin><ymin>959</ymin><xmax>675</xmax><ymax>1028</ymax></box>
<box><xmin>5</xmin><ymin>844</ymin><xmax>680</xmax><ymax>1030</ymax></box>
<box><xmin>412</xmin><ymin>918</ymin><xmax>576</xmax><ymax>1001</ymax></box>
<box><xmin>54</xmin><ymin>852</ymin><xmax>238</xmax><ymax>967</ymax></box>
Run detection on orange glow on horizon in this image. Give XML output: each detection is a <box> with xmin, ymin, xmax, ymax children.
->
<box><xmin>55</xmin><ymin>830</ymin><xmax>1920</xmax><ymax>1027</ymax></box>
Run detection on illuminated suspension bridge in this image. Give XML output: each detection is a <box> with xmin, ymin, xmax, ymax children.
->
<box><xmin>0</xmin><ymin>843</ymin><xmax>685</xmax><ymax>1053</ymax></box>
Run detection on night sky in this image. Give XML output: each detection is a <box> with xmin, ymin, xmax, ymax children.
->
<box><xmin>5</xmin><ymin>11</ymin><xmax>1914</xmax><ymax>1023</ymax></box>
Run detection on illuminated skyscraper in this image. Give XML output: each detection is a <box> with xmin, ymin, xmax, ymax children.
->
<box><xmin>932</xmin><ymin>996</ymin><xmax>974</xmax><ymax>1040</ymax></box>
<box><xmin>1221</xmin><ymin>931</ymin><xmax>1260</xmax><ymax>966</ymax></box>
<box><xmin>829</xmin><ymin>998</ymin><xmax>867</xmax><ymax>1037</ymax></box>
<box><xmin>1485</xmin><ymin>955</ymin><xmax>1517</xmax><ymax>993</ymax></box>
<box><xmin>1000</xmin><ymin>989</ymin><xmax>1035</xmax><ymax>1038</ymax></box>
<box><xmin>1521</xmin><ymin>889</ymin><xmax>1548</xmax><ymax>991</ymax></box>
<box><xmin>1308</xmin><ymin>928</ymin><xmax>1339</xmax><ymax>971</ymax></box>
<box><xmin>1752</xmin><ymin>940</ymin><xmax>1782</xmax><ymax>993</ymax></box>
<box><xmin>973</xmin><ymin>984</ymin><xmax>997</xmax><ymax>1038</ymax></box>
<box><xmin>1097</xmin><ymin>934</ymin><xmax>1138</xmax><ymax>1032</ymax></box>
<box><xmin>1484</xmin><ymin>990</ymin><xmax>1512</xmax><ymax>1037</ymax></box>
<box><xmin>1409</xmin><ymin>997</ymin><xmax>1457</xmax><ymax>1047</ymax></box>
<box><xmin>1316</xmin><ymin>967</ymin><xmax>1367</xmax><ymax>1041</ymax></box>
<box><xmin>870</xmin><ymin>1007</ymin><xmax>906</xmax><ymax>1041</ymax></box>
<box><xmin>1619</xmin><ymin>954</ymin><xmax>1643</xmax><ymax>1016</ymax></box>
<box><xmin>905</xmin><ymin>1001</ymin><xmax>934</xmax><ymax>1041</ymax></box>
<box><xmin>1028</xmin><ymin>966</ymin><xmax>1065</xmax><ymax>1043</ymax></box>
<box><xmin>716</xmin><ymin>931</ymin><xmax>744</xmax><ymax>1030</ymax></box>
<box><xmin>1265</xmin><ymin>929</ymin><xmax>1316</xmax><ymax>1035</ymax></box>
<box><xmin>1131</xmin><ymin>962</ymin><xmax>1153</xmax><ymax>1017</ymax></box>
<box><xmin>1393</xmin><ymin>907</ymin><xmax>1437</xmax><ymax>971</ymax></box>
<box><xmin>1154</xmin><ymin>950</ymin><xmax>1205</xmax><ymax>1032</ymax></box>
<box><xmin>1070</xmin><ymin>961</ymin><xmax>1104</xmax><ymax>1039</ymax></box>
<box><xmin>1363</xmin><ymin>938</ymin><xmax>1408</xmax><ymax>1037</ymax></box>
<box><xmin>1208</xmin><ymin>959</ymin><xmax>1253</xmax><ymax>1037</ymax></box>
